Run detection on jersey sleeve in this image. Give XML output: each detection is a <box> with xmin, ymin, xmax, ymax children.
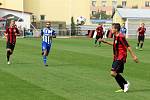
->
<box><xmin>96</xmin><ymin>27</ymin><xmax>99</xmax><ymax>31</ymax></box>
<box><xmin>144</xmin><ymin>28</ymin><xmax>146</xmax><ymax>32</ymax></box>
<box><xmin>138</xmin><ymin>27</ymin><xmax>141</xmax><ymax>32</ymax></box>
<box><xmin>125</xmin><ymin>28</ymin><xmax>127</xmax><ymax>33</ymax></box>
<box><xmin>5</xmin><ymin>28</ymin><xmax>9</xmax><ymax>33</ymax></box>
<box><xmin>120</xmin><ymin>36</ymin><xmax>130</xmax><ymax>48</ymax></box>
<box><xmin>52</xmin><ymin>30</ymin><xmax>56</xmax><ymax>35</ymax></box>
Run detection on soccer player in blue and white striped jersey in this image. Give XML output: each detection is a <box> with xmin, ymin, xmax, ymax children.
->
<box><xmin>41</xmin><ymin>22</ymin><xmax>56</xmax><ymax>66</ymax></box>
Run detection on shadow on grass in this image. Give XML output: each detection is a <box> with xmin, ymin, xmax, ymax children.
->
<box><xmin>129</xmin><ymin>89</ymin><xmax>150</xmax><ymax>93</ymax></box>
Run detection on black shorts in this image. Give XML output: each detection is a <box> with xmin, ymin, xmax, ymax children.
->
<box><xmin>6</xmin><ymin>42</ymin><xmax>16</xmax><ymax>51</ymax></box>
<box><xmin>96</xmin><ymin>35</ymin><xmax>103</xmax><ymax>40</ymax></box>
<box><xmin>111</xmin><ymin>60</ymin><xmax>125</xmax><ymax>73</ymax></box>
<box><xmin>138</xmin><ymin>36</ymin><xmax>145</xmax><ymax>42</ymax></box>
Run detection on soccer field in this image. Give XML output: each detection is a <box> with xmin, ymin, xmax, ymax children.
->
<box><xmin>0</xmin><ymin>38</ymin><xmax>150</xmax><ymax>100</ymax></box>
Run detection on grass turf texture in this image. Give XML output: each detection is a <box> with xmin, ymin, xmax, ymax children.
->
<box><xmin>0</xmin><ymin>38</ymin><xmax>150</xmax><ymax>100</ymax></box>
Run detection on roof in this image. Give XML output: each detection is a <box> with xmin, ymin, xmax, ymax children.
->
<box><xmin>2</xmin><ymin>14</ymin><xmax>23</xmax><ymax>21</ymax></box>
<box><xmin>116</xmin><ymin>8</ymin><xmax>150</xmax><ymax>19</ymax></box>
<box><xmin>0</xmin><ymin>7</ymin><xmax>32</xmax><ymax>14</ymax></box>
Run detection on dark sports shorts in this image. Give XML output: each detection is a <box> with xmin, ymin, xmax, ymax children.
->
<box><xmin>6</xmin><ymin>42</ymin><xmax>16</xmax><ymax>51</ymax></box>
<box><xmin>111</xmin><ymin>60</ymin><xmax>125</xmax><ymax>73</ymax></box>
<box><xmin>138</xmin><ymin>35</ymin><xmax>145</xmax><ymax>42</ymax></box>
<box><xmin>96</xmin><ymin>35</ymin><xmax>103</xmax><ymax>40</ymax></box>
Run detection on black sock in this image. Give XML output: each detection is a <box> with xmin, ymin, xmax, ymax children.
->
<box><xmin>140</xmin><ymin>43</ymin><xmax>143</xmax><ymax>48</ymax></box>
<box><xmin>7</xmin><ymin>51</ymin><xmax>10</xmax><ymax>62</ymax></box>
<box><xmin>118</xmin><ymin>74</ymin><xmax>127</xmax><ymax>84</ymax></box>
<box><xmin>95</xmin><ymin>40</ymin><xmax>97</xmax><ymax>44</ymax></box>
<box><xmin>115</xmin><ymin>74</ymin><xmax>124</xmax><ymax>89</ymax></box>
<box><xmin>99</xmin><ymin>41</ymin><xmax>101</xmax><ymax>45</ymax></box>
<box><xmin>137</xmin><ymin>43</ymin><xmax>139</xmax><ymax>47</ymax></box>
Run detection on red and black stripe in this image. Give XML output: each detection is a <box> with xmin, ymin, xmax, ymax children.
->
<box><xmin>6</xmin><ymin>27</ymin><xmax>19</xmax><ymax>44</ymax></box>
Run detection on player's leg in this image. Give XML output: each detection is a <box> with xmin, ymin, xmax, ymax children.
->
<box><xmin>139</xmin><ymin>36</ymin><xmax>144</xmax><ymax>50</ymax></box>
<box><xmin>98</xmin><ymin>36</ymin><xmax>103</xmax><ymax>46</ymax></box>
<box><xmin>6</xmin><ymin>43</ymin><xmax>14</xmax><ymax>64</ymax></box>
<box><xmin>43</xmin><ymin>49</ymin><xmax>48</xmax><ymax>66</ymax></box>
<box><xmin>42</xmin><ymin>44</ymin><xmax>51</xmax><ymax>66</ymax></box>
<box><xmin>46</xmin><ymin>44</ymin><xmax>51</xmax><ymax>56</ymax></box>
<box><xmin>136</xmin><ymin>36</ymin><xmax>140</xmax><ymax>49</ymax></box>
<box><xmin>7</xmin><ymin>49</ymin><xmax>12</xmax><ymax>64</ymax></box>
<box><xmin>95</xmin><ymin>35</ymin><xmax>98</xmax><ymax>46</ymax></box>
<box><xmin>42</xmin><ymin>42</ymin><xmax>48</xmax><ymax>66</ymax></box>
<box><xmin>111</xmin><ymin>61</ymin><xmax>128</xmax><ymax>92</ymax></box>
<box><xmin>111</xmin><ymin>71</ymin><xmax>124</xmax><ymax>91</ymax></box>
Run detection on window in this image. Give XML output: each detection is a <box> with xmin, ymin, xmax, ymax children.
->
<box><xmin>40</xmin><ymin>15</ymin><xmax>45</xmax><ymax>20</ymax></box>
<box><xmin>92</xmin><ymin>11</ymin><xmax>96</xmax><ymax>15</ymax></box>
<box><xmin>145</xmin><ymin>1</ymin><xmax>150</xmax><ymax>7</ymax></box>
<box><xmin>102</xmin><ymin>0</ymin><xmax>107</xmax><ymax>7</ymax></box>
<box><xmin>92</xmin><ymin>0</ymin><xmax>96</xmax><ymax>7</ymax></box>
<box><xmin>122</xmin><ymin>1</ymin><xmax>127</xmax><ymax>7</ymax></box>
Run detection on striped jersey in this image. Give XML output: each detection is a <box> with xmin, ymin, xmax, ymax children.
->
<box><xmin>5</xmin><ymin>27</ymin><xmax>19</xmax><ymax>44</ymax></box>
<box><xmin>41</xmin><ymin>28</ymin><xmax>55</xmax><ymax>44</ymax></box>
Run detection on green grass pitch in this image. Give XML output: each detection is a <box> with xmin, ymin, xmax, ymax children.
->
<box><xmin>0</xmin><ymin>38</ymin><xmax>150</xmax><ymax>100</ymax></box>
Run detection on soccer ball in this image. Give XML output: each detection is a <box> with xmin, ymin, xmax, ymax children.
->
<box><xmin>77</xmin><ymin>16</ymin><xmax>86</xmax><ymax>25</ymax></box>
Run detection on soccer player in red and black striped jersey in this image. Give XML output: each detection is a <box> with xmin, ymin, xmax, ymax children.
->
<box><xmin>136</xmin><ymin>23</ymin><xmax>146</xmax><ymax>50</ymax></box>
<box><xmin>95</xmin><ymin>24</ymin><xmax>104</xmax><ymax>47</ymax></box>
<box><xmin>5</xmin><ymin>20</ymin><xmax>20</xmax><ymax>64</ymax></box>
<box><xmin>98</xmin><ymin>23</ymin><xmax>138</xmax><ymax>93</ymax></box>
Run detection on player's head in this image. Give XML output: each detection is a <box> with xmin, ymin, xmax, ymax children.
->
<box><xmin>99</xmin><ymin>23</ymin><xmax>103</xmax><ymax>27</ymax></box>
<box><xmin>122</xmin><ymin>23</ymin><xmax>125</xmax><ymax>27</ymax></box>
<box><xmin>46</xmin><ymin>22</ymin><xmax>51</xmax><ymax>28</ymax></box>
<box><xmin>10</xmin><ymin>20</ymin><xmax>15</xmax><ymax>27</ymax></box>
<box><xmin>112</xmin><ymin>23</ymin><xmax>121</xmax><ymax>34</ymax></box>
<box><xmin>141</xmin><ymin>23</ymin><xmax>145</xmax><ymax>28</ymax></box>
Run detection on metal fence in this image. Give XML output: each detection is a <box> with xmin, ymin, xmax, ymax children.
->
<box><xmin>127</xmin><ymin>18</ymin><xmax>150</xmax><ymax>38</ymax></box>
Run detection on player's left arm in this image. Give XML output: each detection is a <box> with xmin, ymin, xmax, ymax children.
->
<box><xmin>128</xmin><ymin>47</ymin><xmax>139</xmax><ymax>63</ymax></box>
<box><xmin>120</xmin><ymin>37</ymin><xmax>139</xmax><ymax>63</ymax></box>
<box><xmin>15</xmin><ymin>28</ymin><xmax>20</xmax><ymax>36</ymax></box>
<box><xmin>52</xmin><ymin>30</ymin><xmax>56</xmax><ymax>38</ymax></box>
<box><xmin>144</xmin><ymin>28</ymin><xmax>146</xmax><ymax>33</ymax></box>
<box><xmin>125</xmin><ymin>28</ymin><xmax>127</xmax><ymax>33</ymax></box>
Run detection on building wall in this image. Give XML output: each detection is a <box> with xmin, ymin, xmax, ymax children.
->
<box><xmin>0</xmin><ymin>0</ymin><xmax>23</xmax><ymax>11</ymax></box>
<box><xmin>113</xmin><ymin>10</ymin><xmax>125</xmax><ymax>24</ymax></box>
<box><xmin>69</xmin><ymin>0</ymin><xmax>90</xmax><ymax>25</ymax></box>
<box><xmin>24</xmin><ymin>0</ymin><xmax>90</xmax><ymax>25</ymax></box>
<box><xmin>90</xmin><ymin>0</ymin><xmax>150</xmax><ymax>16</ymax></box>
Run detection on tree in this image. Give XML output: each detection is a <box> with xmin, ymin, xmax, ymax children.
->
<box><xmin>117</xmin><ymin>5</ymin><xmax>123</xmax><ymax>8</ymax></box>
<box><xmin>90</xmin><ymin>11</ymin><xmax>111</xmax><ymax>20</ymax></box>
<box><xmin>71</xmin><ymin>17</ymin><xmax>76</xmax><ymax>36</ymax></box>
<box><xmin>132</xmin><ymin>5</ymin><xmax>138</xmax><ymax>9</ymax></box>
<box><xmin>101</xmin><ymin>12</ymin><xmax>111</xmax><ymax>19</ymax></box>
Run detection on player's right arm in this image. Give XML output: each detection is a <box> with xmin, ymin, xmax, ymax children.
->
<box><xmin>41</xmin><ymin>29</ymin><xmax>44</xmax><ymax>36</ymax></box>
<box><xmin>4</xmin><ymin>28</ymin><xmax>9</xmax><ymax>38</ymax></box>
<box><xmin>37</xmin><ymin>29</ymin><xmax>44</xmax><ymax>37</ymax></box>
<box><xmin>98</xmin><ymin>38</ymin><xmax>113</xmax><ymax>46</ymax></box>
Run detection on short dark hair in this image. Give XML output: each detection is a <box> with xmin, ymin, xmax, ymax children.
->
<box><xmin>46</xmin><ymin>22</ymin><xmax>51</xmax><ymax>25</ymax></box>
<box><xmin>141</xmin><ymin>23</ymin><xmax>145</xmax><ymax>25</ymax></box>
<box><xmin>112</xmin><ymin>23</ymin><xmax>121</xmax><ymax>32</ymax></box>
